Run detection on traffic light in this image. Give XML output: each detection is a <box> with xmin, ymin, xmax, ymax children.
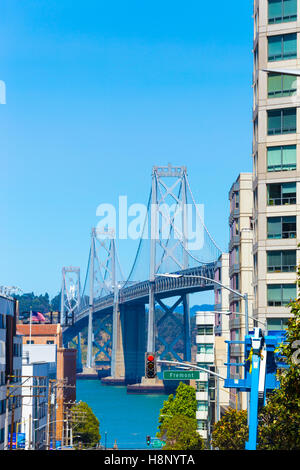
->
<box><xmin>146</xmin><ymin>435</ymin><xmax>151</xmax><ymax>446</ymax></box>
<box><xmin>145</xmin><ymin>352</ymin><xmax>156</xmax><ymax>378</ymax></box>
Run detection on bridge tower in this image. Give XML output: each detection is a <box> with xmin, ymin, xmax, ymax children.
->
<box><xmin>86</xmin><ymin>228</ymin><xmax>116</xmax><ymax>369</ymax></box>
<box><xmin>60</xmin><ymin>266</ymin><xmax>81</xmax><ymax>328</ymax></box>
<box><xmin>149</xmin><ymin>164</ymin><xmax>191</xmax><ymax>362</ymax></box>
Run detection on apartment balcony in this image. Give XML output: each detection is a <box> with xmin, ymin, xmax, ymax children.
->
<box><xmin>229</xmin><ymin>235</ymin><xmax>240</xmax><ymax>252</ymax></box>
<box><xmin>229</xmin><ymin>209</ymin><xmax>240</xmax><ymax>225</ymax></box>
<box><xmin>229</xmin><ymin>263</ymin><xmax>240</xmax><ymax>278</ymax></box>
<box><xmin>229</xmin><ymin>317</ymin><xmax>241</xmax><ymax>330</ymax></box>
<box><xmin>229</xmin><ymin>291</ymin><xmax>242</xmax><ymax>303</ymax></box>
<box><xmin>230</xmin><ymin>344</ymin><xmax>242</xmax><ymax>357</ymax></box>
<box><xmin>214</xmin><ymin>325</ymin><xmax>222</xmax><ymax>336</ymax></box>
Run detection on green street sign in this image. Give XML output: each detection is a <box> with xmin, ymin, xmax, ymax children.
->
<box><xmin>163</xmin><ymin>370</ymin><xmax>200</xmax><ymax>380</ymax></box>
<box><xmin>152</xmin><ymin>440</ymin><xmax>164</xmax><ymax>449</ymax></box>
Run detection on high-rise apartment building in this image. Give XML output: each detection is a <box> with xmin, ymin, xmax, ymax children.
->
<box><xmin>253</xmin><ymin>0</ymin><xmax>299</xmax><ymax>331</ymax></box>
<box><xmin>228</xmin><ymin>173</ymin><xmax>254</xmax><ymax>410</ymax></box>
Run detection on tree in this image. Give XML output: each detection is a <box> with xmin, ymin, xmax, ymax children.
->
<box><xmin>157</xmin><ymin>382</ymin><xmax>197</xmax><ymax>435</ymax></box>
<box><xmin>211</xmin><ymin>408</ymin><xmax>248</xmax><ymax>450</ymax></box>
<box><xmin>156</xmin><ymin>382</ymin><xmax>204</xmax><ymax>449</ymax></box>
<box><xmin>51</xmin><ymin>292</ymin><xmax>61</xmax><ymax>312</ymax></box>
<box><xmin>71</xmin><ymin>401</ymin><xmax>101</xmax><ymax>449</ymax></box>
<box><xmin>257</xmin><ymin>271</ymin><xmax>300</xmax><ymax>450</ymax></box>
<box><xmin>158</xmin><ymin>414</ymin><xmax>204</xmax><ymax>450</ymax></box>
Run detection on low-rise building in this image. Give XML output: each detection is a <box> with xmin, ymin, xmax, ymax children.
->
<box><xmin>0</xmin><ymin>295</ymin><xmax>22</xmax><ymax>450</ymax></box>
<box><xmin>21</xmin><ymin>357</ymin><xmax>49</xmax><ymax>449</ymax></box>
<box><xmin>16</xmin><ymin>322</ymin><xmax>76</xmax><ymax>446</ymax></box>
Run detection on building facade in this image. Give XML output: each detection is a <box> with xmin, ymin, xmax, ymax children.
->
<box><xmin>253</xmin><ymin>0</ymin><xmax>299</xmax><ymax>331</ymax></box>
<box><xmin>16</xmin><ymin>322</ymin><xmax>76</xmax><ymax>445</ymax></box>
<box><xmin>21</xmin><ymin>359</ymin><xmax>49</xmax><ymax>450</ymax></box>
<box><xmin>0</xmin><ymin>295</ymin><xmax>22</xmax><ymax>450</ymax></box>
<box><xmin>228</xmin><ymin>173</ymin><xmax>254</xmax><ymax>410</ymax></box>
<box><xmin>214</xmin><ymin>253</ymin><xmax>230</xmax><ymax>338</ymax></box>
<box><xmin>17</xmin><ymin>323</ymin><xmax>63</xmax><ymax>348</ymax></box>
<box><xmin>195</xmin><ymin>311</ymin><xmax>215</xmax><ymax>442</ymax></box>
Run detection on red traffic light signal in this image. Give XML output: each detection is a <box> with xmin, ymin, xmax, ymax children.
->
<box><xmin>145</xmin><ymin>352</ymin><xmax>156</xmax><ymax>378</ymax></box>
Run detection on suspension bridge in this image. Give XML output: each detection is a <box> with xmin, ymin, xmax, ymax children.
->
<box><xmin>60</xmin><ymin>164</ymin><xmax>222</xmax><ymax>385</ymax></box>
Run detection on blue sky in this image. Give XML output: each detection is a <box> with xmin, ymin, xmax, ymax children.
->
<box><xmin>0</xmin><ymin>0</ymin><xmax>253</xmax><ymax>300</ymax></box>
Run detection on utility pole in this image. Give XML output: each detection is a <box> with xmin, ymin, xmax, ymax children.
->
<box><xmin>46</xmin><ymin>380</ymin><xmax>51</xmax><ymax>450</ymax></box>
<box><xmin>9</xmin><ymin>403</ymin><xmax>15</xmax><ymax>450</ymax></box>
<box><xmin>28</xmin><ymin>414</ymin><xmax>32</xmax><ymax>450</ymax></box>
<box><xmin>4</xmin><ymin>378</ymin><xmax>10</xmax><ymax>450</ymax></box>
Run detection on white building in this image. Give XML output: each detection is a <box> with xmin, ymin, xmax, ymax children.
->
<box><xmin>195</xmin><ymin>311</ymin><xmax>215</xmax><ymax>441</ymax></box>
<box><xmin>21</xmin><ymin>356</ymin><xmax>49</xmax><ymax>450</ymax></box>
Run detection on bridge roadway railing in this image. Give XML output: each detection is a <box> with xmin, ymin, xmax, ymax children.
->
<box><xmin>71</xmin><ymin>262</ymin><xmax>216</xmax><ymax>326</ymax></box>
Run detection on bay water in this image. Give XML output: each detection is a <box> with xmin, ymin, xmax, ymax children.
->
<box><xmin>76</xmin><ymin>379</ymin><xmax>169</xmax><ymax>450</ymax></box>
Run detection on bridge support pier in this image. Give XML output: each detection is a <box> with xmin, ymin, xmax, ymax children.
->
<box><xmin>183</xmin><ymin>294</ymin><xmax>191</xmax><ymax>362</ymax></box>
<box><xmin>76</xmin><ymin>333</ymin><xmax>83</xmax><ymax>372</ymax></box>
<box><xmin>109</xmin><ymin>303</ymin><xmax>146</xmax><ymax>383</ymax></box>
<box><xmin>147</xmin><ymin>283</ymin><xmax>155</xmax><ymax>353</ymax></box>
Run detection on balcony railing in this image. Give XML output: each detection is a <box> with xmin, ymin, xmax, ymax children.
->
<box><xmin>268</xmin><ymin>231</ymin><xmax>296</xmax><ymax>239</ymax></box>
<box><xmin>268</xmin><ymin>126</ymin><xmax>296</xmax><ymax>135</ymax></box>
<box><xmin>268</xmin><ymin>88</ymin><xmax>297</xmax><ymax>98</ymax></box>
<box><xmin>268</xmin><ymin>52</ymin><xmax>297</xmax><ymax>62</ymax></box>
<box><xmin>267</xmin><ymin>265</ymin><xmax>296</xmax><ymax>273</ymax></box>
<box><xmin>269</xmin><ymin>14</ymin><xmax>297</xmax><ymax>24</ymax></box>
<box><xmin>268</xmin><ymin>196</ymin><xmax>296</xmax><ymax>206</ymax></box>
<box><xmin>267</xmin><ymin>163</ymin><xmax>296</xmax><ymax>172</ymax></box>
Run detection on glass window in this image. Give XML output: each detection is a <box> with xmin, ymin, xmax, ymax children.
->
<box><xmin>269</xmin><ymin>0</ymin><xmax>297</xmax><ymax>23</ymax></box>
<box><xmin>197</xmin><ymin>381</ymin><xmax>208</xmax><ymax>392</ymax></box>
<box><xmin>268</xmin><ymin>73</ymin><xmax>297</xmax><ymax>97</ymax></box>
<box><xmin>197</xmin><ymin>344</ymin><xmax>214</xmax><ymax>354</ymax></box>
<box><xmin>267</xmin><ymin>317</ymin><xmax>289</xmax><ymax>330</ymax></box>
<box><xmin>267</xmin><ymin>216</ymin><xmax>296</xmax><ymax>238</ymax></box>
<box><xmin>267</xmin><ymin>108</ymin><xmax>296</xmax><ymax>135</ymax></box>
<box><xmin>197</xmin><ymin>401</ymin><xmax>208</xmax><ymax>411</ymax></box>
<box><xmin>268</xmin><ymin>33</ymin><xmax>297</xmax><ymax>61</ymax></box>
<box><xmin>197</xmin><ymin>325</ymin><xmax>214</xmax><ymax>335</ymax></box>
<box><xmin>267</xmin><ymin>250</ymin><xmax>296</xmax><ymax>272</ymax></box>
<box><xmin>267</xmin><ymin>284</ymin><xmax>296</xmax><ymax>306</ymax></box>
<box><xmin>197</xmin><ymin>420</ymin><xmax>207</xmax><ymax>430</ymax></box>
<box><xmin>267</xmin><ymin>145</ymin><xmax>296</xmax><ymax>171</ymax></box>
<box><xmin>267</xmin><ymin>182</ymin><xmax>296</xmax><ymax>205</ymax></box>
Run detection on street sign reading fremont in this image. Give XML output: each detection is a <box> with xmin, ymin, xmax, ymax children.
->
<box><xmin>163</xmin><ymin>370</ymin><xmax>200</xmax><ymax>380</ymax></box>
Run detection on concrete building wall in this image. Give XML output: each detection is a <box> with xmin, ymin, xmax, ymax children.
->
<box><xmin>228</xmin><ymin>173</ymin><xmax>254</xmax><ymax>410</ymax></box>
<box><xmin>214</xmin><ymin>253</ymin><xmax>230</xmax><ymax>336</ymax></box>
<box><xmin>21</xmin><ymin>361</ymin><xmax>49</xmax><ymax>450</ymax></box>
<box><xmin>56</xmin><ymin>348</ymin><xmax>76</xmax><ymax>442</ymax></box>
<box><xmin>17</xmin><ymin>324</ymin><xmax>63</xmax><ymax>347</ymax></box>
